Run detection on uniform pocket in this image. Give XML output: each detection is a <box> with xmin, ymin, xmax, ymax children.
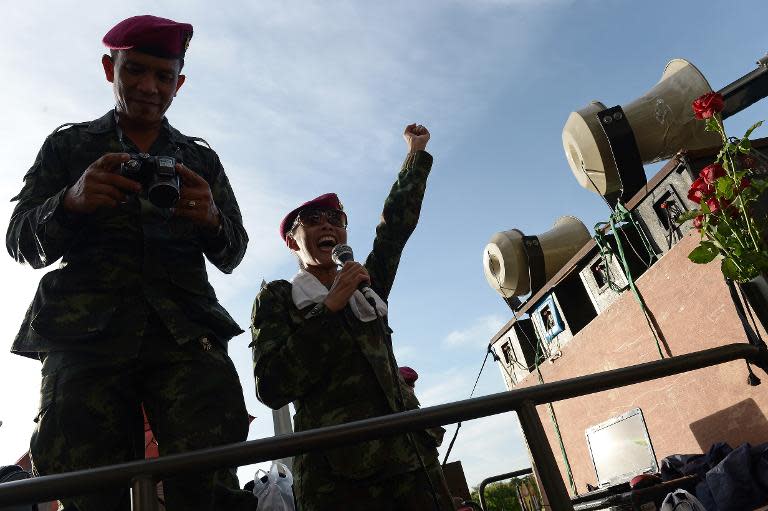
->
<box><xmin>30</xmin><ymin>298</ymin><xmax>117</xmax><ymax>341</ymax></box>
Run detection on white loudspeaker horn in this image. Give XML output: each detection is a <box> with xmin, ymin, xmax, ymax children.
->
<box><xmin>483</xmin><ymin>216</ymin><xmax>591</xmax><ymax>298</ymax></box>
<box><xmin>563</xmin><ymin>59</ymin><xmax>721</xmax><ymax>197</ymax></box>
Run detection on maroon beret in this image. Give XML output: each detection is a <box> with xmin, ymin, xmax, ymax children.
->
<box><xmin>103</xmin><ymin>15</ymin><xmax>193</xmax><ymax>59</ymax></box>
<box><xmin>399</xmin><ymin>366</ymin><xmax>418</xmax><ymax>387</ymax></box>
<box><xmin>280</xmin><ymin>193</ymin><xmax>343</xmax><ymax>241</ymax></box>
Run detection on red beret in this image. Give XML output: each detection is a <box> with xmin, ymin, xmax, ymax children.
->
<box><xmin>399</xmin><ymin>366</ymin><xmax>418</xmax><ymax>387</ymax></box>
<box><xmin>280</xmin><ymin>193</ymin><xmax>343</xmax><ymax>241</ymax></box>
<box><xmin>103</xmin><ymin>15</ymin><xmax>193</xmax><ymax>59</ymax></box>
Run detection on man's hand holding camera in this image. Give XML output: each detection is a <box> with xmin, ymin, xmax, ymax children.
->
<box><xmin>63</xmin><ymin>154</ymin><xmax>221</xmax><ymax>233</ymax></box>
<box><xmin>173</xmin><ymin>163</ymin><xmax>221</xmax><ymax>234</ymax></box>
<box><xmin>63</xmin><ymin>153</ymin><xmax>140</xmax><ymax>214</ymax></box>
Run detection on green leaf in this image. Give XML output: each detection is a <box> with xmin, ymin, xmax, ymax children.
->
<box><xmin>689</xmin><ymin>244</ymin><xmax>719</xmax><ymax>264</ymax></box>
<box><xmin>738</xmin><ymin>138</ymin><xmax>752</xmax><ymax>153</ymax></box>
<box><xmin>744</xmin><ymin>121</ymin><xmax>763</xmax><ymax>140</ymax></box>
<box><xmin>705</xmin><ymin>117</ymin><xmax>720</xmax><ymax>133</ymax></box>
<box><xmin>715</xmin><ymin>220</ymin><xmax>732</xmax><ymax>235</ymax></box>
<box><xmin>676</xmin><ymin>209</ymin><xmax>701</xmax><ymax>223</ymax></box>
<box><xmin>721</xmin><ymin>257</ymin><xmax>742</xmax><ymax>280</ymax></box>
<box><xmin>753</xmin><ymin>179</ymin><xmax>768</xmax><ymax>193</ymax></box>
<box><xmin>716</xmin><ymin>177</ymin><xmax>734</xmax><ymax>199</ymax></box>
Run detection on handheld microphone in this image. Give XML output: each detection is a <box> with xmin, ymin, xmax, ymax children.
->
<box><xmin>331</xmin><ymin>244</ymin><xmax>376</xmax><ymax>302</ymax></box>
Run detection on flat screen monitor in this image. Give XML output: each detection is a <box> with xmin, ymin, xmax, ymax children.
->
<box><xmin>585</xmin><ymin>408</ymin><xmax>658</xmax><ymax>488</ymax></box>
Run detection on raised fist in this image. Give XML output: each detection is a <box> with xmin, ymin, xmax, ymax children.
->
<box><xmin>403</xmin><ymin>123</ymin><xmax>430</xmax><ymax>153</ymax></box>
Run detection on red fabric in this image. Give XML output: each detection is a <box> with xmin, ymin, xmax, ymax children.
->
<box><xmin>103</xmin><ymin>15</ymin><xmax>193</xmax><ymax>59</ymax></box>
<box><xmin>279</xmin><ymin>192</ymin><xmax>342</xmax><ymax>240</ymax></box>
<box><xmin>143</xmin><ymin>407</ymin><xmax>160</xmax><ymax>459</ymax></box>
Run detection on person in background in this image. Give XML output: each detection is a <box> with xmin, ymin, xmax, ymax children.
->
<box><xmin>251</xmin><ymin>124</ymin><xmax>455</xmax><ymax>510</ymax></box>
<box><xmin>7</xmin><ymin>15</ymin><xmax>254</xmax><ymax>511</ymax></box>
<box><xmin>399</xmin><ymin>366</ymin><xmax>446</xmax><ymax>450</ymax></box>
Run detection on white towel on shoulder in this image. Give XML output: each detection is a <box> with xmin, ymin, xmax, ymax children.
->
<box><xmin>290</xmin><ymin>269</ymin><xmax>387</xmax><ymax>322</ymax></box>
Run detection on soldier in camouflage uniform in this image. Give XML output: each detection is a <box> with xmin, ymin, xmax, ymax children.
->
<box><xmin>251</xmin><ymin>124</ymin><xmax>456</xmax><ymax>510</ymax></box>
<box><xmin>7</xmin><ymin>15</ymin><xmax>255</xmax><ymax>511</ymax></box>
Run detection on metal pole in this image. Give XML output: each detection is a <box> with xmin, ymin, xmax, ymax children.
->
<box><xmin>719</xmin><ymin>58</ymin><xmax>768</xmax><ymax>119</ymax></box>
<box><xmin>517</xmin><ymin>401</ymin><xmax>573</xmax><ymax>511</ymax></box>
<box><xmin>130</xmin><ymin>476</ymin><xmax>158</xmax><ymax>511</ymax></box>
<box><xmin>478</xmin><ymin>468</ymin><xmax>533</xmax><ymax>510</ymax></box>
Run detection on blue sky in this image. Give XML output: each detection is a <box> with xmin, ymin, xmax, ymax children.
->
<box><xmin>1</xmin><ymin>0</ymin><xmax>766</xmax><ymax>490</ymax></box>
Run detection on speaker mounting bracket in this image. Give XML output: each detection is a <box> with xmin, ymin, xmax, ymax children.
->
<box><xmin>597</xmin><ymin>105</ymin><xmax>647</xmax><ymax>208</ymax></box>
<box><xmin>521</xmin><ymin>235</ymin><xmax>546</xmax><ymax>296</ymax></box>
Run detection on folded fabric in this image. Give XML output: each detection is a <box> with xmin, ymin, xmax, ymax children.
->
<box><xmin>291</xmin><ymin>269</ymin><xmax>387</xmax><ymax>322</ymax></box>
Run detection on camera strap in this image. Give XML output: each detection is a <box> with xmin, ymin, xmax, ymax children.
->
<box><xmin>113</xmin><ymin>108</ymin><xmax>181</xmax><ymax>159</ymax></box>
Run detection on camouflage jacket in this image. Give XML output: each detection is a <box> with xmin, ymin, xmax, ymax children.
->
<box><xmin>251</xmin><ymin>151</ymin><xmax>435</xmax><ymax>484</ymax></box>
<box><xmin>7</xmin><ymin>111</ymin><xmax>247</xmax><ymax>358</ymax></box>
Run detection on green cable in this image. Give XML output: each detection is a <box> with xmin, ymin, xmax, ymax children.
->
<box><xmin>537</xmin><ymin>368</ymin><xmax>578</xmax><ymax>496</ymax></box>
<box><xmin>496</xmin><ymin>325</ymin><xmax>579</xmax><ymax>496</ymax></box>
<box><xmin>593</xmin><ymin>229</ymin><xmax>630</xmax><ymax>294</ymax></box>
<box><xmin>599</xmin><ymin>203</ymin><xmax>665</xmax><ymax>359</ymax></box>
<box><xmin>526</xmin><ymin>328</ymin><xmax>579</xmax><ymax>495</ymax></box>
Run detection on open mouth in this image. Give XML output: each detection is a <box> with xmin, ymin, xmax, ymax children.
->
<box><xmin>317</xmin><ymin>235</ymin><xmax>337</xmax><ymax>252</ymax></box>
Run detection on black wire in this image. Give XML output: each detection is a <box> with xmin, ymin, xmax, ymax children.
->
<box><xmin>375</xmin><ymin>310</ymin><xmax>442</xmax><ymax>511</ymax></box>
<box><xmin>441</xmin><ymin>350</ymin><xmax>491</xmax><ymax>467</ymax></box>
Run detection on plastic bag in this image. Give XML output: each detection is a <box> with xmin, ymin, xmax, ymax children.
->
<box><xmin>660</xmin><ymin>489</ymin><xmax>707</xmax><ymax>511</ymax></box>
<box><xmin>252</xmin><ymin>462</ymin><xmax>295</xmax><ymax>511</ymax></box>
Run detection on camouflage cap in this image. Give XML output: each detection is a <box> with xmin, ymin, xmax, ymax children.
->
<box><xmin>280</xmin><ymin>193</ymin><xmax>343</xmax><ymax>240</ymax></box>
<box><xmin>103</xmin><ymin>15</ymin><xmax>193</xmax><ymax>59</ymax></box>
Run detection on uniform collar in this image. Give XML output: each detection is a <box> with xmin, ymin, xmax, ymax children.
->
<box><xmin>85</xmin><ymin>109</ymin><xmax>187</xmax><ymax>146</ymax></box>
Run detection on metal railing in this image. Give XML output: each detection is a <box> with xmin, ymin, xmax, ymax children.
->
<box><xmin>0</xmin><ymin>343</ymin><xmax>764</xmax><ymax>510</ymax></box>
<box><xmin>478</xmin><ymin>467</ymin><xmax>534</xmax><ymax>510</ymax></box>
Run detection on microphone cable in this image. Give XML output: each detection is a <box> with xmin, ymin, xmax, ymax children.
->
<box><xmin>375</xmin><ymin>309</ymin><xmax>445</xmax><ymax>511</ymax></box>
<box><xmin>441</xmin><ymin>348</ymin><xmax>491</xmax><ymax>467</ymax></box>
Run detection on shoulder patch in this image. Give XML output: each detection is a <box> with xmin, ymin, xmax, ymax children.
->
<box><xmin>49</xmin><ymin>122</ymin><xmax>87</xmax><ymax>137</ymax></box>
<box><xmin>259</xmin><ymin>279</ymin><xmax>293</xmax><ymax>302</ymax></box>
<box><xmin>188</xmin><ymin>136</ymin><xmax>212</xmax><ymax>150</ymax></box>
<box><xmin>264</xmin><ymin>279</ymin><xmax>292</xmax><ymax>293</ymax></box>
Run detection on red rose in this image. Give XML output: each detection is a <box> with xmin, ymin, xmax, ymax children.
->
<box><xmin>706</xmin><ymin>197</ymin><xmax>736</xmax><ymax>216</ymax></box>
<box><xmin>693</xmin><ymin>215</ymin><xmax>704</xmax><ymax>231</ymax></box>
<box><xmin>700</xmin><ymin>163</ymin><xmax>726</xmax><ymax>185</ymax></box>
<box><xmin>692</xmin><ymin>92</ymin><xmax>725</xmax><ymax>120</ymax></box>
<box><xmin>688</xmin><ymin>176</ymin><xmax>714</xmax><ymax>202</ymax></box>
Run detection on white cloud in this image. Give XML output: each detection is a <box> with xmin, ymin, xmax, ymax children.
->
<box><xmin>443</xmin><ymin>314</ymin><xmax>506</xmax><ymax>347</ymax></box>
<box><xmin>394</xmin><ymin>344</ymin><xmax>418</xmax><ymax>362</ymax></box>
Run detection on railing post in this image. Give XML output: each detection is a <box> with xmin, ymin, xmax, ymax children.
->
<box><xmin>517</xmin><ymin>400</ymin><xmax>573</xmax><ymax>510</ymax></box>
<box><xmin>130</xmin><ymin>476</ymin><xmax>159</xmax><ymax>511</ymax></box>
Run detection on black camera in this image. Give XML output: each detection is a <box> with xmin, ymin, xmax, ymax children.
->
<box><xmin>120</xmin><ymin>153</ymin><xmax>181</xmax><ymax>208</ymax></box>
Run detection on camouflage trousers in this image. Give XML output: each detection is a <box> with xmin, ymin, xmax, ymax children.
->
<box><xmin>29</xmin><ymin>312</ymin><xmax>255</xmax><ymax>511</ymax></box>
<box><xmin>295</xmin><ymin>455</ymin><xmax>456</xmax><ymax>511</ymax></box>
